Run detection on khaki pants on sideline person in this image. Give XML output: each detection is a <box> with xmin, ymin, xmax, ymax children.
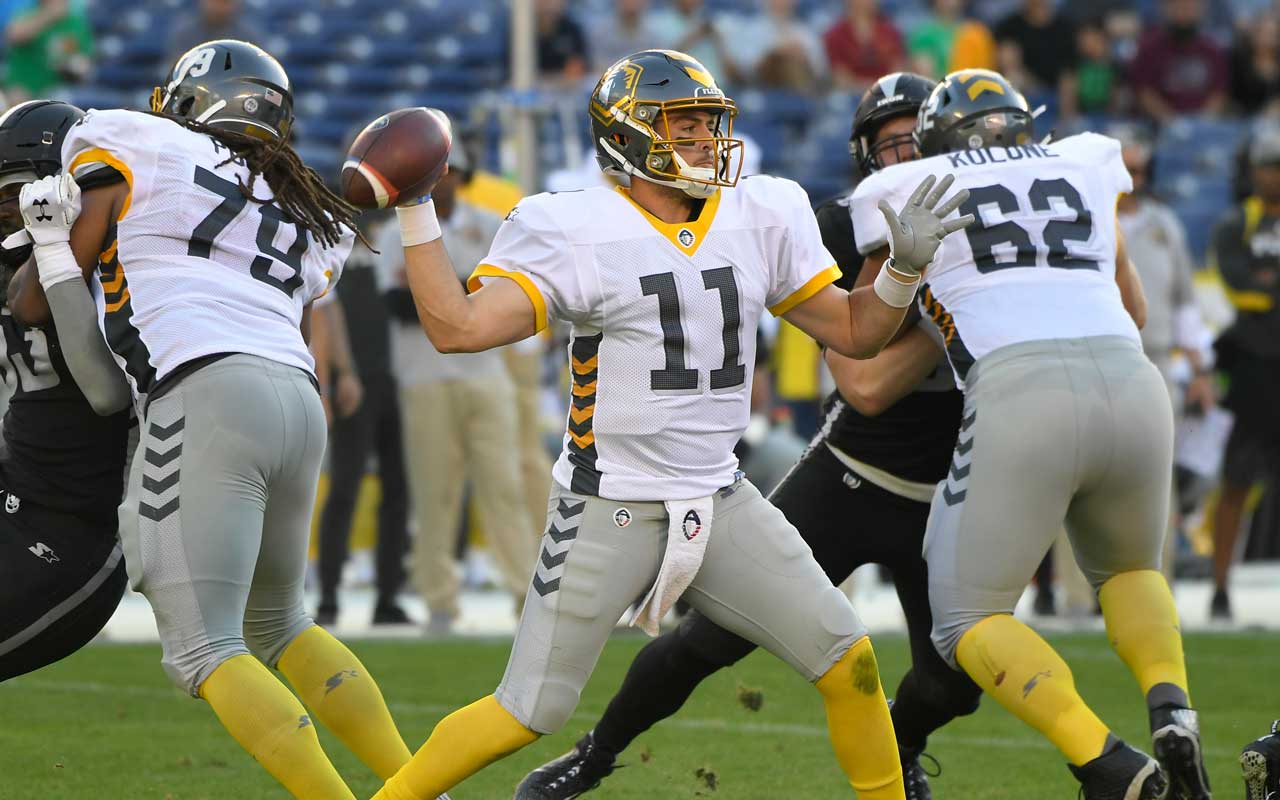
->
<box><xmin>401</xmin><ymin>376</ymin><xmax>537</xmax><ymax>620</ymax></box>
<box><xmin>503</xmin><ymin>347</ymin><xmax>552</xmax><ymax>552</ymax></box>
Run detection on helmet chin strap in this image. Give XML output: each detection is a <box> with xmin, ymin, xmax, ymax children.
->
<box><xmin>599</xmin><ymin>138</ymin><xmax>721</xmax><ymax>199</ymax></box>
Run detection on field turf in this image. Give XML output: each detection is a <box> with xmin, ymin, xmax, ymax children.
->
<box><xmin>1</xmin><ymin>631</ymin><xmax>1274</xmax><ymax>799</ymax></box>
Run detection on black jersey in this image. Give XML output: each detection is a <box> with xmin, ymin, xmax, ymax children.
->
<box><xmin>0</xmin><ymin>309</ymin><xmax>130</xmax><ymax>523</ymax></box>
<box><xmin>813</xmin><ymin>193</ymin><xmax>963</xmax><ymax>485</ymax></box>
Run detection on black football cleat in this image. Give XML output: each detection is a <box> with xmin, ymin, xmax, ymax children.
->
<box><xmin>1069</xmin><ymin>740</ymin><xmax>1169</xmax><ymax>800</ymax></box>
<box><xmin>513</xmin><ymin>731</ymin><xmax>619</xmax><ymax>799</ymax></box>
<box><xmin>1150</xmin><ymin>706</ymin><xmax>1210</xmax><ymax>800</ymax></box>
<box><xmin>900</xmin><ymin>746</ymin><xmax>939</xmax><ymax>800</ymax></box>
<box><xmin>1241</xmin><ymin>720</ymin><xmax>1280</xmax><ymax>800</ymax></box>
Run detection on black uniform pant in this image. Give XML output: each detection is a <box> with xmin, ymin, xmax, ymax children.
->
<box><xmin>316</xmin><ymin>371</ymin><xmax>409</xmax><ymax>607</ymax></box>
<box><xmin>593</xmin><ymin>443</ymin><xmax>981</xmax><ymax>756</ymax></box>
<box><xmin>0</xmin><ymin>498</ymin><xmax>127</xmax><ymax>682</ymax></box>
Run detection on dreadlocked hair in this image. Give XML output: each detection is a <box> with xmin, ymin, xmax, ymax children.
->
<box><xmin>152</xmin><ymin>113</ymin><xmax>370</xmax><ymax>250</ymax></box>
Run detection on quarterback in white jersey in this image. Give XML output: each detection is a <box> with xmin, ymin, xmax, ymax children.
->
<box><xmin>374</xmin><ymin>50</ymin><xmax>972</xmax><ymax>800</ymax></box>
<box><xmin>13</xmin><ymin>40</ymin><xmax>421</xmax><ymax>800</ymax></box>
<box><xmin>853</xmin><ymin>70</ymin><xmax>1210</xmax><ymax>800</ymax></box>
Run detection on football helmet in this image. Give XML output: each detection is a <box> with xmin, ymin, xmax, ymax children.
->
<box><xmin>915</xmin><ymin>69</ymin><xmax>1033</xmax><ymax>157</ymax></box>
<box><xmin>0</xmin><ymin>100</ymin><xmax>85</xmax><ymax>272</ymax></box>
<box><xmin>152</xmin><ymin>39</ymin><xmax>293</xmax><ymax>141</ymax></box>
<box><xmin>849</xmin><ymin>72</ymin><xmax>936</xmax><ymax>178</ymax></box>
<box><xmin>589</xmin><ymin>49</ymin><xmax>743</xmax><ymax>199</ymax></box>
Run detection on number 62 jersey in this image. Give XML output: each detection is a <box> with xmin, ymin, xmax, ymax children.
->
<box><xmin>851</xmin><ymin>132</ymin><xmax>1139</xmax><ymax>389</ymax></box>
<box><xmin>468</xmin><ymin>176</ymin><xmax>839</xmax><ymax>502</ymax></box>
<box><xmin>61</xmin><ymin>109</ymin><xmax>353</xmax><ymax>402</ymax></box>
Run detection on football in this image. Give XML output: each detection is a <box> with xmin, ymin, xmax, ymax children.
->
<box><xmin>340</xmin><ymin>107</ymin><xmax>451</xmax><ymax>210</ymax></box>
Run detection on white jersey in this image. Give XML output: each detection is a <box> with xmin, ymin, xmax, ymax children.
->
<box><xmin>468</xmin><ymin>176</ymin><xmax>838</xmax><ymax>501</ymax></box>
<box><xmin>62</xmin><ymin>109</ymin><xmax>353</xmax><ymax>402</ymax></box>
<box><xmin>851</xmin><ymin>132</ymin><xmax>1138</xmax><ymax>389</ymax></box>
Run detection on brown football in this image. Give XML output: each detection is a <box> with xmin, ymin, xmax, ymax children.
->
<box><xmin>341</xmin><ymin>107</ymin><xmax>452</xmax><ymax>210</ymax></box>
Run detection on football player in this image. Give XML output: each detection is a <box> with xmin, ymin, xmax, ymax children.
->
<box><xmin>0</xmin><ymin>99</ymin><xmax>132</xmax><ymax>682</ymax></box>
<box><xmin>515</xmin><ymin>72</ymin><xmax>981</xmax><ymax>800</ymax></box>
<box><xmin>12</xmin><ymin>40</ymin><xmax>420</xmax><ymax>799</ymax></box>
<box><xmin>851</xmin><ymin>69</ymin><xmax>1209</xmax><ymax>800</ymax></box>
<box><xmin>373</xmin><ymin>50</ymin><xmax>973</xmax><ymax>800</ymax></box>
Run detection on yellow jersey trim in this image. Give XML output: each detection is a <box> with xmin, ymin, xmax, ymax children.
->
<box><xmin>467</xmin><ymin>264</ymin><xmax>549</xmax><ymax>332</ymax></box>
<box><xmin>768</xmin><ymin>264</ymin><xmax>842</xmax><ymax>316</ymax></box>
<box><xmin>613</xmin><ymin>185</ymin><xmax>722</xmax><ymax>257</ymax></box>
<box><xmin>68</xmin><ymin>147</ymin><xmax>133</xmax><ymax>222</ymax></box>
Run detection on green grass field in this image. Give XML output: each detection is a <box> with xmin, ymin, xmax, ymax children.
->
<box><xmin>1</xmin><ymin>631</ymin><xmax>1274</xmax><ymax>799</ymax></box>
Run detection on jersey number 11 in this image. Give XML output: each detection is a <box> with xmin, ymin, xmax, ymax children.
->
<box><xmin>641</xmin><ymin>267</ymin><xmax>745</xmax><ymax>393</ymax></box>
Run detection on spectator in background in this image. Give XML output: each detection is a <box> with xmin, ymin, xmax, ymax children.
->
<box><xmin>168</xmin><ymin>0</ymin><xmax>253</xmax><ymax>63</ymax></box>
<box><xmin>1206</xmin><ymin>127</ymin><xmax>1280</xmax><ymax>620</ymax></box>
<box><xmin>3</xmin><ymin>0</ymin><xmax>91</xmax><ymax>100</ymax></box>
<box><xmin>824</xmin><ymin>0</ymin><xmax>904</xmax><ymax>91</ymax></box>
<box><xmin>650</xmin><ymin>0</ymin><xmax>740</xmax><ymax>86</ymax></box>
<box><xmin>1130</xmin><ymin>0</ymin><xmax>1227</xmax><ymax>121</ymax></box>
<box><xmin>1074</xmin><ymin>18</ymin><xmax>1119</xmax><ymax>114</ymax></box>
<box><xmin>908</xmin><ymin>0</ymin><xmax>997</xmax><ymax>79</ymax></box>
<box><xmin>534</xmin><ymin>0</ymin><xmax>587</xmax><ymax>84</ymax></box>
<box><xmin>587</xmin><ymin>0</ymin><xmax>657</xmax><ymax>75</ymax></box>
<box><xmin>1230</xmin><ymin>11</ymin><xmax>1280</xmax><ymax>115</ymax></box>
<box><xmin>995</xmin><ymin>0</ymin><xmax>1078</xmax><ymax>117</ymax></box>
<box><xmin>380</xmin><ymin>147</ymin><xmax>536</xmax><ymax>634</ymax></box>
<box><xmin>313</xmin><ymin>230</ymin><xmax>412</xmax><ymax>628</ymax></box>
<box><xmin>728</xmin><ymin>0</ymin><xmax>826</xmax><ymax>92</ymax></box>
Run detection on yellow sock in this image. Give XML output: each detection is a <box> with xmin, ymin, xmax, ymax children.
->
<box><xmin>956</xmin><ymin>614</ymin><xmax>1110</xmax><ymax>766</ymax></box>
<box><xmin>1099</xmin><ymin>570</ymin><xmax>1190</xmax><ymax>704</ymax></box>
<box><xmin>814</xmin><ymin>636</ymin><xmax>905</xmax><ymax>799</ymax></box>
<box><xmin>373</xmin><ymin>694</ymin><xmax>539</xmax><ymax>800</ymax></box>
<box><xmin>199</xmin><ymin>654</ymin><xmax>354</xmax><ymax>800</ymax></box>
<box><xmin>277</xmin><ymin>625</ymin><xmax>412</xmax><ymax>780</ymax></box>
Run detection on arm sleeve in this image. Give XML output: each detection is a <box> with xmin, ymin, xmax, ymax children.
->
<box><xmin>466</xmin><ymin>198</ymin><xmax>578</xmax><ymax>331</ymax></box>
<box><xmin>765</xmin><ymin>180</ymin><xmax>841</xmax><ymax>315</ymax></box>
<box><xmin>814</xmin><ymin>196</ymin><xmax>862</xmax><ymax>291</ymax></box>
<box><xmin>43</xmin><ymin>281</ymin><xmax>131</xmax><ymax>415</ymax></box>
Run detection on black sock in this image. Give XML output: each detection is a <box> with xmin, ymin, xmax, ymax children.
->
<box><xmin>890</xmin><ymin>667</ymin><xmax>982</xmax><ymax>755</ymax></box>
<box><xmin>592</xmin><ymin>631</ymin><xmax>726</xmax><ymax>756</ymax></box>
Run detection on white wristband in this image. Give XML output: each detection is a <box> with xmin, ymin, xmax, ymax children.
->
<box><xmin>33</xmin><ymin>241</ymin><xmax>83</xmax><ymax>292</ymax></box>
<box><xmin>873</xmin><ymin>260</ymin><xmax>921</xmax><ymax>308</ymax></box>
<box><xmin>396</xmin><ymin>199</ymin><xmax>442</xmax><ymax>248</ymax></box>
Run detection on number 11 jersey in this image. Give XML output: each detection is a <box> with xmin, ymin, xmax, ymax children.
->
<box><xmin>851</xmin><ymin>132</ymin><xmax>1138</xmax><ymax>389</ymax></box>
<box><xmin>61</xmin><ymin>109</ymin><xmax>353</xmax><ymax>401</ymax></box>
<box><xmin>468</xmin><ymin>176</ymin><xmax>839</xmax><ymax>501</ymax></box>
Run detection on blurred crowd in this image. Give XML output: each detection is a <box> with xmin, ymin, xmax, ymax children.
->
<box><xmin>0</xmin><ymin>0</ymin><xmax>1277</xmax><ymax>627</ymax></box>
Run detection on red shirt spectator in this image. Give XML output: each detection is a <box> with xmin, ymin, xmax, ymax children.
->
<box><xmin>1130</xmin><ymin>0</ymin><xmax>1228</xmax><ymax>119</ymax></box>
<box><xmin>824</xmin><ymin>0</ymin><xmax>904</xmax><ymax>90</ymax></box>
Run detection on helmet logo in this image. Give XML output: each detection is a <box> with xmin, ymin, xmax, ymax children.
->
<box><xmin>677</xmin><ymin>228</ymin><xmax>695</xmax><ymax>248</ymax></box>
<box><xmin>967</xmin><ymin>134</ymin><xmax>985</xmax><ymax>149</ymax></box>
<box><xmin>693</xmin><ymin>86</ymin><xmax>723</xmax><ymax>98</ymax></box>
<box><xmin>243</xmin><ymin>97</ymin><xmax>259</xmax><ymax>114</ymax></box>
<box><xmin>957</xmin><ymin>72</ymin><xmax>1006</xmax><ymax>100</ymax></box>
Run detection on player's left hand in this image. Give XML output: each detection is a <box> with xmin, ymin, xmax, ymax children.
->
<box><xmin>878</xmin><ymin>173</ymin><xmax>974</xmax><ymax>275</ymax></box>
<box><xmin>20</xmin><ymin>172</ymin><xmax>81</xmax><ymax>247</ymax></box>
<box><xmin>1185</xmin><ymin>372</ymin><xmax>1216</xmax><ymax>412</ymax></box>
<box><xmin>334</xmin><ymin>371</ymin><xmax>363</xmax><ymax>419</ymax></box>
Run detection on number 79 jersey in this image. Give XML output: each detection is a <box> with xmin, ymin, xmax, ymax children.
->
<box><xmin>851</xmin><ymin>132</ymin><xmax>1139</xmax><ymax>388</ymax></box>
<box><xmin>61</xmin><ymin>109</ymin><xmax>353</xmax><ymax>400</ymax></box>
<box><xmin>468</xmin><ymin>176</ymin><xmax>839</xmax><ymax>501</ymax></box>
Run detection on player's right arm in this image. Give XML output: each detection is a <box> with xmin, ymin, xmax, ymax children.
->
<box><xmin>1114</xmin><ymin>225</ymin><xmax>1147</xmax><ymax>330</ymax></box>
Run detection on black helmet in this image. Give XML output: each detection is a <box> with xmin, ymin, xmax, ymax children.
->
<box><xmin>152</xmin><ymin>39</ymin><xmax>293</xmax><ymax>141</ymax></box>
<box><xmin>850</xmin><ymin>72</ymin><xmax>936</xmax><ymax>178</ymax></box>
<box><xmin>589</xmin><ymin>49</ymin><xmax>743</xmax><ymax>199</ymax></box>
<box><xmin>0</xmin><ymin>100</ymin><xmax>85</xmax><ymax>274</ymax></box>
<box><xmin>915</xmin><ymin>69</ymin><xmax>1033</xmax><ymax>157</ymax></box>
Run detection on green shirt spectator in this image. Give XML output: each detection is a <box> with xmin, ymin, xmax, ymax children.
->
<box><xmin>4</xmin><ymin>0</ymin><xmax>92</xmax><ymax>98</ymax></box>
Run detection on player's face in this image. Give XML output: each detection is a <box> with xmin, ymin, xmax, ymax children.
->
<box><xmin>660</xmin><ymin>109</ymin><xmax>718</xmax><ymax>168</ymax></box>
<box><xmin>872</xmin><ymin>114</ymin><xmax>919</xmax><ymax>169</ymax></box>
<box><xmin>1253</xmin><ymin>163</ymin><xmax>1280</xmax><ymax>203</ymax></box>
<box><xmin>0</xmin><ymin>183</ymin><xmax>23</xmax><ymax>240</ymax></box>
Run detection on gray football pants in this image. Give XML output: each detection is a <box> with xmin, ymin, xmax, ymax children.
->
<box><xmin>118</xmin><ymin>355</ymin><xmax>327</xmax><ymax>696</ymax></box>
<box><xmin>496</xmin><ymin>477</ymin><xmax>866</xmax><ymax>734</ymax></box>
<box><xmin>927</xmin><ymin>336</ymin><xmax>1173</xmax><ymax>667</ymax></box>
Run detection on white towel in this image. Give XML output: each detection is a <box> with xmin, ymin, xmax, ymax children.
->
<box><xmin>629</xmin><ymin>495</ymin><xmax>714</xmax><ymax>636</ymax></box>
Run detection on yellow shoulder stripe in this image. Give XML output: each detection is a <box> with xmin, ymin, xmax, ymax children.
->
<box><xmin>467</xmin><ymin>263</ymin><xmax>548</xmax><ymax>333</ymax></box>
<box><xmin>769</xmin><ymin>264</ymin><xmax>842</xmax><ymax>316</ymax></box>
<box><xmin>68</xmin><ymin>147</ymin><xmax>133</xmax><ymax>222</ymax></box>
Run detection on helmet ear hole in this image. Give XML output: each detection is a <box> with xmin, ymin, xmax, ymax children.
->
<box><xmin>177</xmin><ymin>96</ymin><xmax>196</xmax><ymax>117</ymax></box>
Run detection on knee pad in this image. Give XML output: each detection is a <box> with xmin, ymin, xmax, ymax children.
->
<box><xmin>163</xmin><ymin>634</ymin><xmax>250</xmax><ymax>697</ymax></box>
<box><xmin>812</xmin><ymin>585</ymin><xmax>865</xmax><ymax>679</ymax></box>
<box><xmin>525</xmin><ymin>679</ymin><xmax>581</xmax><ymax>735</ymax></box>
<box><xmin>244</xmin><ymin>612</ymin><xmax>312</xmax><ymax>668</ymax></box>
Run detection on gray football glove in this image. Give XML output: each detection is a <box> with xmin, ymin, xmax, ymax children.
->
<box><xmin>877</xmin><ymin>173</ymin><xmax>974</xmax><ymax>275</ymax></box>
